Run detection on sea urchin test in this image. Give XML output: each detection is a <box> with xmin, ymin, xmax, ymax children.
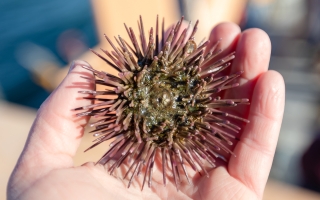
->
<box><xmin>74</xmin><ymin>16</ymin><xmax>250</xmax><ymax>191</ymax></box>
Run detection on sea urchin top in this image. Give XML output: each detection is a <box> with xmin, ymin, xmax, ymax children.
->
<box><xmin>74</xmin><ymin>16</ymin><xmax>250</xmax><ymax>191</ymax></box>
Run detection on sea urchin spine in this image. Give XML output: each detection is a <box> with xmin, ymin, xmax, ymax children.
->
<box><xmin>75</xmin><ymin>16</ymin><xmax>250</xmax><ymax>191</ymax></box>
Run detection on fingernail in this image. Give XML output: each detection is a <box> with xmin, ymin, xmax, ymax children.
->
<box><xmin>68</xmin><ymin>61</ymin><xmax>76</xmax><ymax>74</ymax></box>
<box><xmin>68</xmin><ymin>60</ymin><xmax>91</xmax><ymax>74</ymax></box>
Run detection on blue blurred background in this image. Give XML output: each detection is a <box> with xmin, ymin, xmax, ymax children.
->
<box><xmin>0</xmin><ymin>0</ymin><xmax>97</xmax><ymax>107</ymax></box>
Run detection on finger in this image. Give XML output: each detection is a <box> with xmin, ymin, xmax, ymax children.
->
<box><xmin>203</xmin><ymin>22</ymin><xmax>240</xmax><ymax>71</ymax></box>
<box><xmin>167</xmin><ymin>22</ymin><xmax>240</xmax><ymax>61</ymax></box>
<box><xmin>224</xmin><ymin>28</ymin><xmax>272</xmax><ymax>119</ymax></box>
<box><xmin>208</xmin><ymin>22</ymin><xmax>241</xmax><ymax>54</ymax></box>
<box><xmin>229</xmin><ymin>28</ymin><xmax>271</xmax><ymax>98</ymax></box>
<box><xmin>228</xmin><ymin>71</ymin><xmax>285</xmax><ymax>198</ymax></box>
<box><xmin>10</xmin><ymin>61</ymin><xmax>94</xmax><ymax>189</ymax></box>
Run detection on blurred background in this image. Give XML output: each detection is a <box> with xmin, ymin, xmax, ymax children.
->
<box><xmin>1</xmin><ymin>0</ymin><xmax>320</xmax><ymax>199</ymax></box>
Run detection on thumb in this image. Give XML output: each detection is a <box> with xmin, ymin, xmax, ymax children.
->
<box><xmin>9</xmin><ymin>60</ymin><xmax>94</xmax><ymax>194</ymax></box>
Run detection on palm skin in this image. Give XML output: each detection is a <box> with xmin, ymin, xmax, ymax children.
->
<box><xmin>7</xmin><ymin>23</ymin><xmax>284</xmax><ymax>200</ymax></box>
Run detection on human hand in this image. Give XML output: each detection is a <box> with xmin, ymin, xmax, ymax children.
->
<box><xmin>7</xmin><ymin>22</ymin><xmax>284</xmax><ymax>200</ymax></box>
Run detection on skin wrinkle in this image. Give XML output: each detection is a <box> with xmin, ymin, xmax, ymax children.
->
<box><xmin>79</xmin><ymin>165</ymin><xmax>118</xmax><ymax>197</ymax></box>
<box><xmin>10</xmin><ymin>137</ymin><xmax>71</xmax><ymax>199</ymax></box>
<box><xmin>12</xmin><ymin>152</ymin><xmax>73</xmax><ymax>199</ymax></box>
<box><xmin>230</xmin><ymin>176</ymin><xmax>258</xmax><ymax>200</ymax></box>
<box><xmin>235</xmin><ymin>129</ymin><xmax>278</xmax><ymax>196</ymax></box>
<box><xmin>226</xmin><ymin>183</ymin><xmax>243</xmax><ymax>200</ymax></box>
<box><xmin>240</xmin><ymin>136</ymin><xmax>275</xmax><ymax>159</ymax></box>
<box><xmin>7</xmin><ymin>172</ymin><xmax>28</xmax><ymax>200</ymax></box>
<box><xmin>196</xmin><ymin>167</ymin><xmax>225</xmax><ymax>199</ymax></box>
<box><xmin>84</xmin><ymin>162</ymin><xmax>165</xmax><ymax>200</ymax></box>
<box><xmin>40</xmin><ymin>98</ymin><xmax>87</xmax><ymax>134</ymax></box>
<box><xmin>217</xmin><ymin>174</ymin><xmax>235</xmax><ymax>194</ymax></box>
<box><xmin>248</xmin><ymin>117</ymin><xmax>279</xmax><ymax>149</ymax></box>
<box><xmin>32</xmin><ymin>116</ymin><xmax>75</xmax><ymax>159</ymax></box>
<box><xmin>233</xmin><ymin>187</ymin><xmax>255</xmax><ymax>200</ymax></box>
<box><xmin>234</xmin><ymin>148</ymin><xmax>276</xmax><ymax>191</ymax></box>
<box><xmin>197</xmin><ymin>187</ymin><xmax>205</xmax><ymax>200</ymax></box>
<box><xmin>254</xmin><ymin>93</ymin><xmax>283</xmax><ymax>122</ymax></box>
<box><xmin>234</xmin><ymin>145</ymin><xmax>265</xmax><ymax>193</ymax></box>
<box><xmin>206</xmin><ymin>177</ymin><xmax>250</xmax><ymax>200</ymax></box>
<box><xmin>15</xmin><ymin>172</ymin><xmax>56</xmax><ymax>200</ymax></box>
<box><xmin>236</xmin><ymin>29</ymin><xmax>271</xmax><ymax>80</ymax></box>
<box><xmin>19</xmin><ymin>169</ymin><xmax>86</xmax><ymax>200</ymax></box>
<box><xmin>13</xmin><ymin>168</ymin><xmax>62</xmax><ymax>200</ymax></box>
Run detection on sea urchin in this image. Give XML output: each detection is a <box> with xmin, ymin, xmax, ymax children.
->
<box><xmin>75</xmin><ymin>16</ymin><xmax>250</xmax><ymax>191</ymax></box>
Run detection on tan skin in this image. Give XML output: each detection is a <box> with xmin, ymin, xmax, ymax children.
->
<box><xmin>7</xmin><ymin>23</ymin><xmax>285</xmax><ymax>200</ymax></box>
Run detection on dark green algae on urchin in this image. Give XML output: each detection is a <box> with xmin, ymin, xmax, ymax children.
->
<box><xmin>74</xmin><ymin>16</ymin><xmax>250</xmax><ymax>191</ymax></box>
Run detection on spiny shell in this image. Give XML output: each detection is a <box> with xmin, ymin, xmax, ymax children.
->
<box><xmin>75</xmin><ymin>16</ymin><xmax>250</xmax><ymax>191</ymax></box>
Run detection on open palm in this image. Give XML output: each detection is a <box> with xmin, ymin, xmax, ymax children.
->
<box><xmin>8</xmin><ymin>22</ymin><xmax>284</xmax><ymax>200</ymax></box>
